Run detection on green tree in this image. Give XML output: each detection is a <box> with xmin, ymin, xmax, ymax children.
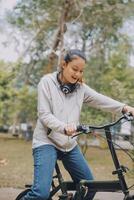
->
<box><xmin>7</xmin><ymin>0</ymin><xmax>134</xmax><ymax>84</ymax></box>
<box><xmin>0</xmin><ymin>61</ymin><xmax>16</xmax><ymax>126</ymax></box>
<box><xmin>17</xmin><ymin>86</ymin><xmax>37</xmax><ymax>123</ymax></box>
<box><xmin>6</xmin><ymin>0</ymin><xmax>134</xmax><ymax>123</ymax></box>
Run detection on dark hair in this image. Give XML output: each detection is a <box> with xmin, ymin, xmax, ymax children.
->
<box><xmin>64</xmin><ymin>49</ymin><xmax>86</xmax><ymax>63</ymax></box>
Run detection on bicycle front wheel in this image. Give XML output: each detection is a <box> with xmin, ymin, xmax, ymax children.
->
<box><xmin>15</xmin><ymin>189</ymin><xmax>31</xmax><ymax>200</ymax></box>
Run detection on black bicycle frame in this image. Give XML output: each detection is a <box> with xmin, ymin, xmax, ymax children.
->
<box><xmin>16</xmin><ymin>114</ymin><xmax>134</xmax><ymax>200</ymax></box>
<box><xmin>49</xmin><ymin>126</ymin><xmax>131</xmax><ymax>200</ymax></box>
<box><xmin>49</xmin><ymin>115</ymin><xmax>134</xmax><ymax>200</ymax></box>
<box><xmin>77</xmin><ymin>124</ymin><xmax>133</xmax><ymax>200</ymax></box>
<box><xmin>105</xmin><ymin>126</ymin><xmax>129</xmax><ymax>195</ymax></box>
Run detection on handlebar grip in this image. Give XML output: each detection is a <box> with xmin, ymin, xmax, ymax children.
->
<box><xmin>76</xmin><ymin>125</ymin><xmax>83</xmax><ymax>132</ymax></box>
<box><xmin>124</xmin><ymin>113</ymin><xmax>134</xmax><ymax>121</ymax></box>
<box><xmin>76</xmin><ymin>125</ymin><xmax>90</xmax><ymax>134</ymax></box>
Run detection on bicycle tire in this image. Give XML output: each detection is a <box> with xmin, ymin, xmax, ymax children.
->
<box><xmin>15</xmin><ymin>188</ymin><xmax>31</xmax><ymax>200</ymax></box>
<box><xmin>15</xmin><ymin>188</ymin><xmax>55</xmax><ymax>200</ymax></box>
<box><xmin>124</xmin><ymin>195</ymin><xmax>134</xmax><ymax>200</ymax></box>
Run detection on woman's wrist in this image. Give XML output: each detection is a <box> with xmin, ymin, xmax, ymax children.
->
<box><xmin>122</xmin><ymin>105</ymin><xmax>134</xmax><ymax>116</ymax></box>
<box><xmin>122</xmin><ymin>105</ymin><xmax>128</xmax><ymax>114</ymax></box>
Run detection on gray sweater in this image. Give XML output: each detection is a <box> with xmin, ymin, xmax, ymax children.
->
<box><xmin>32</xmin><ymin>72</ymin><xmax>125</xmax><ymax>151</ymax></box>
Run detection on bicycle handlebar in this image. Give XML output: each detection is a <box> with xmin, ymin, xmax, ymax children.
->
<box><xmin>75</xmin><ymin>113</ymin><xmax>134</xmax><ymax>135</ymax></box>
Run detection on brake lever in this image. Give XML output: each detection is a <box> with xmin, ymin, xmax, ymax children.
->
<box><xmin>71</xmin><ymin>132</ymin><xmax>82</xmax><ymax>138</ymax></box>
<box><xmin>77</xmin><ymin>125</ymin><xmax>91</xmax><ymax>133</ymax></box>
<box><xmin>124</xmin><ymin>113</ymin><xmax>134</xmax><ymax>121</ymax></box>
<box><xmin>72</xmin><ymin>125</ymin><xmax>91</xmax><ymax>138</ymax></box>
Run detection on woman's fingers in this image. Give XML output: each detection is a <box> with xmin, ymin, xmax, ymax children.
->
<box><xmin>64</xmin><ymin>124</ymin><xmax>76</xmax><ymax>136</ymax></box>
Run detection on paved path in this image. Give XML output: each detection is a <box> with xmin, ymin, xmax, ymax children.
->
<box><xmin>0</xmin><ymin>188</ymin><xmax>23</xmax><ymax>200</ymax></box>
<box><xmin>0</xmin><ymin>188</ymin><xmax>134</xmax><ymax>200</ymax></box>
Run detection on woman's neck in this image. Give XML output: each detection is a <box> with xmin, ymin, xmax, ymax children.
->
<box><xmin>59</xmin><ymin>72</ymin><xmax>69</xmax><ymax>84</ymax></box>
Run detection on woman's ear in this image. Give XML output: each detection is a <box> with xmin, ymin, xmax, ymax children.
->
<box><xmin>61</xmin><ymin>59</ymin><xmax>67</xmax><ymax>69</ymax></box>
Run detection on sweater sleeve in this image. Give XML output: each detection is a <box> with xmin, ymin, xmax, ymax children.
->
<box><xmin>83</xmin><ymin>84</ymin><xmax>125</xmax><ymax>114</ymax></box>
<box><xmin>37</xmin><ymin>78</ymin><xmax>65</xmax><ymax>133</ymax></box>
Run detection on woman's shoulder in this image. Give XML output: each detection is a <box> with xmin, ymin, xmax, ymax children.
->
<box><xmin>40</xmin><ymin>73</ymin><xmax>52</xmax><ymax>81</ymax></box>
<box><xmin>39</xmin><ymin>72</ymin><xmax>57</xmax><ymax>84</ymax></box>
<box><xmin>80</xmin><ymin>82</ymin><xmax>92</xmax><ymax>90</ymax></box>
<box><xmin>80</xmin><ymin>83</ymin><xmax>98</xmax><ymax>95</ymax></box>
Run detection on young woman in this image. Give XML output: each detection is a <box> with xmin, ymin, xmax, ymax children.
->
<box><xmin>22</xmin><ymin>49</ymin><xmax>134</xmax><ymax>200</ymax></box>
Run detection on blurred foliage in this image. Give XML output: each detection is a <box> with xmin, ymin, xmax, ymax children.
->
<box><xmin>0</xmin><ymin>61</ymin><xmax>37</xmax><ymax>126</ymax></box>
<box><xmin>0</xmin><ymin>61</ymin><xmax>16</xmax><ymax>126</ymax></box>
<box><xmin>16</xmin><ymin>86</ymin><xmax>37</xmax><ymax>123</ymax></box>
<box><xmin>0</xmin><ymin>0</ymin><xmax>134</xmax><ymax>126</ymax></box>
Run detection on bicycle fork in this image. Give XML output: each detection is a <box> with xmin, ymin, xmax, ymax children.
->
<box><xmin>105</xmin><ymin>127</ymin><xmax>131</xmax><ymax>199</ymax></box>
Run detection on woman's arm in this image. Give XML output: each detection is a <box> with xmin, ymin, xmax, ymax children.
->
<box><xmin>83</xmin><ymin>84</ymin><xmax>125</xmax><ymax>114</ymax></box>
<box><xmin>38</xmin><ymin>78</ymin><xmax>66</xmax><ymax>133</ymax></box>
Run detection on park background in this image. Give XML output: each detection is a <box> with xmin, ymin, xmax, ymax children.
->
<box><xmin>0</xmin><ymin>0</ymin><xmax>134</xmax><ymax>193</ymax></box>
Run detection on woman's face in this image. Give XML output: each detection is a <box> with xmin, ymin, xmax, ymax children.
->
<box><xmin>61</xmin><ymin>56</ymin><xmax>85</xmax><ymax>84</ymax></box>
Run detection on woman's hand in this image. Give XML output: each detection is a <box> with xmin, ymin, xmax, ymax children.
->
<box><xmin>64</xmin><ymin>123</ymin><xmax>77</xmax><ymax>136</ymax></box>
<box><xmin>122</xmin><ymin>105</ymin><xmax>134</xmax><ymax>116</ymax></box>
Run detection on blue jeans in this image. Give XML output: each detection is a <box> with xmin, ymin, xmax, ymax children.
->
<box><xmin>24</xmin><ymin>144</ymin><xmax>95</xmax><ymax>200</ymax></box>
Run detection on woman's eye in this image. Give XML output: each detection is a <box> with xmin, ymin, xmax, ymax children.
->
<box><xmin>73</xmin><ymin>68</ymin><xmax>77</xmax><ymax>71</ymax></box>
<box><xmin>72</xmin><ymin>67</ymin><xmax>83</xmax><ymax>74</ymax></box>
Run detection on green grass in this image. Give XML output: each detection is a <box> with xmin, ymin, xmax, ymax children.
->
<box><xmin>0</xmin><ymin>134</ymin><xmax>33</xmax><ymax>188</ymax></box>
<box><xmin>0</xmin><ymin>133</ymin><xmax>133</xmax><ymax>189</ymax></box>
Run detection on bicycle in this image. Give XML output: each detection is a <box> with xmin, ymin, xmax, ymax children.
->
<box><xmin>16</xmin><ymin>113</ymin><xmax>134</xmax><ymax>200</ymax></box>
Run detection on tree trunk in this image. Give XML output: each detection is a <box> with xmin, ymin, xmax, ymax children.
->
<box><xmin>45</xmin><ymin>0</ymin><xmax>74</xmax><ymax>73</ymax></box>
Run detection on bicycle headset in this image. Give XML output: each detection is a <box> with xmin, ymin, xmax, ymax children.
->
<box><xmin>57</xmin><ymin>49</ymin><xmax>86</xmax><ymax>95</ymax></box>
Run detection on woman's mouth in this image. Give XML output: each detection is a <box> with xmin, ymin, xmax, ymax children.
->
<box><xmin>70</xmin><ymin>76</ymin><xmax>78</xmax><ymax>83</ymax></box>
<box><xmin>72</xmin><ymin>76</ymin><xmax>77</xmax><ymax>81</ymax></box>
